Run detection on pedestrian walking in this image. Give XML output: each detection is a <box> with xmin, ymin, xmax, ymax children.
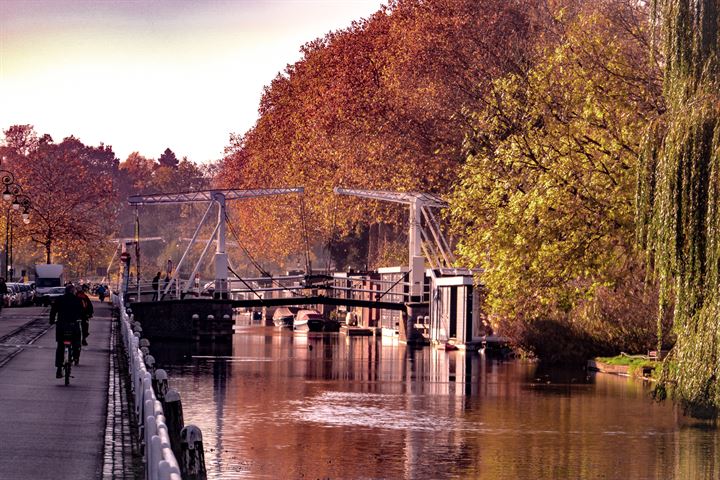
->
<box><xmin>152</xmin><ymin>271</ymin><xmax>161</xmax><ymax>301</ymax></box>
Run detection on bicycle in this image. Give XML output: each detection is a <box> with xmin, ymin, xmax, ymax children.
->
<box><xmin>62</xmin><ymin>337</ymin><xmax>73</xmax><ymax>386</ymax></box>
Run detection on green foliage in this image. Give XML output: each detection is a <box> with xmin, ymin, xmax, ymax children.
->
<box><xmin>638</xmin><ymin>0</ymin><xmax>720</xmax><ymax>419</ymax></box>
<box><xmin>449</xmin><ymin>1</ymin><xmax>664</xmax><ymax>360</ymax></box>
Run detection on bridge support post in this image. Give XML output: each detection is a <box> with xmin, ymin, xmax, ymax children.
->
<box><xmin>214</xmin><ymin>192</ymin><xmax>229</xmax><ymax>299</ymax></box>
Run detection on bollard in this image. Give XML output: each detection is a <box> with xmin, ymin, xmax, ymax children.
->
<box><xmin>139</xmin><ymin>338</ymin><xmax>151</xmax><ymax>348</ymax></box>
<box><xmin>140</xmin><ymin>346</ymin><xmax>150</xmax><ymax>356</ymax></box>
<box><xmin>164</xmin><ymin>389</ymin><xmax>184</xmax><ymax>460</ymax></box>
<box><xmin>153</xmin><ymin>369</ymin><xmax>169</xmax><ymax>402</ymax></box>
<box><xmin>145</xmin><ymin>354</ymin><xmax>156</xmax><ymax>373</ymax></box>
<box><xmin>180</xmin><ymin>425</ymin><xmax>207</xmax><ymax>480</ymax></box>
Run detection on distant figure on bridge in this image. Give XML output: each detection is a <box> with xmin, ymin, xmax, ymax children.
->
<box><xmin>77</xmin><ymin>285</ymin><xmax>94</xmax><ymax>346</ymax></box>
<box><xmin>152</xmin><ymin>271</ymin><xmax>161</xmax><ymax>301</ymax></box>
<box><xmin>50</xmin><ymin>284</ymin><xmax>83</xmax><ymax>378</ymax></box>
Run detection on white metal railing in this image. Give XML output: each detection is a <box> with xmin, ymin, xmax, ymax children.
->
<box><xmin>114</xmin><ymin>293</ymin><xmax>182</xmax><ymax>480</ymax></box>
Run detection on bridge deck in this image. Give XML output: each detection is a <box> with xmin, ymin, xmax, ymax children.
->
<box><xmin>229</xmin><ymin>295</ymin><xmax>414</xmax><ymax>311</ymax></box>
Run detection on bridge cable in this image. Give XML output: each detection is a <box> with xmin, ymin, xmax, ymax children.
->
<box><xmin>223</xmin><ymin>211</ymin><xmax>270</xmax><ymax>277</ymax></box>
<box><xmin>224</xmin><ymin>210</ymin><xmax>310</xmax><ymax>299</ymax></box>
<box><xmin>298</xmin><ymin>197</ymin><xmax>312</xmax><ymax>274</ymax></box>
<box><xmin>226</xmin><ymin>264</ymin><xmax>266</xmax><ymax>304</ymax></box>
<box><xmin>323</xmin><ymin>194</ymin><xmax>340</xmax><ymax>277</ymax></box>
<box><xmin>374</xmin><ymin>269</ymin><xmax>411</xmax><ymax>303</ymax></box>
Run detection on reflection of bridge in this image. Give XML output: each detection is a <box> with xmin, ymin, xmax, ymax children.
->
<box><xmin>124</xmin><ymin>187</ymin><xmax>482</xmax><ymax>348</ymax></box>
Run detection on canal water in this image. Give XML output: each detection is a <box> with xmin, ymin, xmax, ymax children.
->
<box><xmin>155</xmin><ymin>322</ymin><xmax>720</xmax><ymax>479</ymax></box>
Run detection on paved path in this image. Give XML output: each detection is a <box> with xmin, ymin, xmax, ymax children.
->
<box><xmin>0</xmin><ymin>301</ymin><xmax>141</xmax><ymax>479</ymax></box>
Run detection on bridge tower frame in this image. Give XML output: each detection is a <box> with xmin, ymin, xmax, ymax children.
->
<box><xmin>128</xmin><ymin>187</ymin><xmax>304</xmax><ymax>298</ymax></box>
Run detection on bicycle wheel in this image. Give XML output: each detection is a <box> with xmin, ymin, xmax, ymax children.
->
<box><xmin>64</xmin><ymin>349</ymin><xmax>71</xmax><ymax>386</ymax></box>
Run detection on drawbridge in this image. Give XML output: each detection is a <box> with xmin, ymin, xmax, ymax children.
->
<box><xmin>122</xmin><ymin>187</ymin><xmax>481</xmax><ymax>347</ymax></box>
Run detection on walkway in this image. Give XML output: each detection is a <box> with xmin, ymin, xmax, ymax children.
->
<box><xmin>0</xmin><ymin>300</ymin><xmax>142</xmax><ymax>479</ymax></box>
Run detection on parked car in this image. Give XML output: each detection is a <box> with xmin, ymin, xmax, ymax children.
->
<box><xmin>4</xmin><ymin>284</ymin><xmax>20</xmax><ymax>307</ymax></box>
<box><xmin>36</xmin><ymin>286</ymin><xmax>66</xmax><ymax>306</ymax></box>
<box><xmin>9</xmin><ymin>283</ymin><xmax>33</xmax><ymax>306</ymax></box>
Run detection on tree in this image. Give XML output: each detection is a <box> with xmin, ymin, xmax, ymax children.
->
<box><xmin>4</xmin><ymin>129</ymin><xmax>118</xmax><ymax>263</ymax></box>
<box><xmin>158</xmin><ymin>148</ymin><xmax>179</xmax><ymax>169</ymax></box>
<box><xmin>448</xmin><ymin>0</ymin><xmax>666</xmax><ymax>362</ymax></box>
<box><xmin>637</xmin><ymin>0</ymin><xmax>720</xmax><ymax>419</ymax></box>
<box><xmin>218</xmin><ymin>0</ymin><xmax>541</xmax><ymax>265</ymax></box>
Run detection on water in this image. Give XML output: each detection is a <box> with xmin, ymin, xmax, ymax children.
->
<box><xmin>156</xmin><ymin>322</ymin><xmax>720</xmax><ymax>479</ymax></box>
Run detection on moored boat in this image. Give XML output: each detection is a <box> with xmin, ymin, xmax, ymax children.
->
<box><xmin>294</xmin><ymin>309</ymin><xmax>325</xmax><ymax>332</ymax></box>
<box><xmin>273</xmin><ymin>306</ymin><xmax>299</xmax><ymax>328</ymax></box>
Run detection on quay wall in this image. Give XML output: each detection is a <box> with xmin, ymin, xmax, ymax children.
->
<box><xmin>129</xmin><ymin>299</ymin><xmax>234</xmax><ymax>340</ymax></box>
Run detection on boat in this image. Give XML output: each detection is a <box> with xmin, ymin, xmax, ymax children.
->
<box><xmin>323</xmin><ymin>318</ymin><xmax>341</xmax><ymax>332</ymax></box>
<box><xmin>436</xmin><ymin>341</ymin><xmax>459</xmax><ymax>351</ymax></box>
<box><xmin>294</xmin><ymin>309</ymin><xmax>325</xmax><ymax>332</ymax></box>
<box><xmin>272</xmin><ymin>306</ymin><xmax>299</xmax><ymax>328</ymax></box>
<box><xmin>481</xmin><ymin>335</ymin><xmax>514</xmax><ymax>358</ymax></box>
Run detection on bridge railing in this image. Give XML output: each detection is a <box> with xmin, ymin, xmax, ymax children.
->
<box><xmin>114</xmin><ymin>292</ymin><xmax>182</xmax><ymax>480</ymax></box>
<box><xmin>128</xmin><ymin>270</ymin><xmax>431</xmax><ymax>306</ymax></box>
<box><xmin>126</xmin><ymin>277</ymin><xmax>212</xmax><ymax>302</ymax></box>
<box><xmin>225</xmin><ymin>272</ymin><xmax>429</xmax><ymax>304</ymax></box>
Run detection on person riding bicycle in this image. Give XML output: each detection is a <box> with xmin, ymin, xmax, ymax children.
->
<box><xmin>49</xmin><ymin>284</ymin><xmax>83</xmax><ymax>378</ymax></box>
<box><xmin>76</xmin><ymin>284</ymin><xmax>94</xmax><ymax>346</ymax></box>
<box><xmin>97</xmin><ymin>284</ymin><xmax>107</xmax><ymax>303</ymax></box>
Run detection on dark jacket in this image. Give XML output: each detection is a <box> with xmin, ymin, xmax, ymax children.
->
<box><xmin>50</xmin><ymin>293</ymin><xmax>84</xmax><ymax>341</ymax></box>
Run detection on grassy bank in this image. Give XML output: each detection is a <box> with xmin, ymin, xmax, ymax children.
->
<box><xmin>591</xmin><ymin>354</ymin><xmax>660</xmax><ymax>379</ymax></box>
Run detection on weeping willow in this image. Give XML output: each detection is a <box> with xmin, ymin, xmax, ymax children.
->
<box><xmin>637</xmin><ymin>0</ymin><xmax>720</xmax><ymax>419</ymax></box>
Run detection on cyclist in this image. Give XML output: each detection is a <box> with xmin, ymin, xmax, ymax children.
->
<box><xmin>97</xmin><ymin>284</ymin><xmax>107</xmax><ymax>303</ymax></box>
<box><xmin>49</xmin><ymin>284</ymin><xmax>83</xmax><ymax>378</ymax></box>
<box><xmin>76</xmin><ymin>284</ymin><xmax>94</xmax><ymax>346</ymax></box>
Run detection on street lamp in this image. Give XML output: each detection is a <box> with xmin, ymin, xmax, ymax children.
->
<box><xmin>0</xmin><ymin>170</ymin><xmax>15</xmax><ymax>202</ymax></box>
<box><xmin>2</xmin><ymin>188</ymin><xmax>28</xmax><ymax>280</ymax></box>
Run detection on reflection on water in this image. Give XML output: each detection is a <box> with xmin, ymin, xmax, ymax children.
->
<box><xmin>162</xmin><ymin>325</ymin><xmax>719</xmax><ymax>479</ymax></box>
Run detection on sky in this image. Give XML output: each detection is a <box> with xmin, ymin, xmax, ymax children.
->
<box><xmin>0</xmin><ymin>0</ymin><xmax>385</xmax><ymax>163</ymax></box>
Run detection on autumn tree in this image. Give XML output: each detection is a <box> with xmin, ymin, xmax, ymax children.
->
<box><xmin>116</xmin><ymin>152</ymin><xmax>211</xmax><ymax>279</ymax></box>
<box><xmin>2</xmin><ymin>127</ymin><xmax>118</xmax><ymax>266</ymax></box>
<box><xmin>218</xmin><ymin>0</ymin><xmax>541</xmax><ymax>269</ymax></box>
<box><xmin>637</xmin><ymin>0</ymin><xmax>720</xmax><ymax>419</ymax></box>
<box><xmin>448</xmin><ymin>0</ymin><xmax>666</xmax><ymax>362</ymax></box>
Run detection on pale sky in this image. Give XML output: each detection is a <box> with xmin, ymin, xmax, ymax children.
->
<box><xmin>0</xmin><ymin>0</ymin><xmax>385</xmax><ymax>163</ymax></box>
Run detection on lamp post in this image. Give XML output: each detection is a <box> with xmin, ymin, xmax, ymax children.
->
<box><xmin>8</xmin><ymin>195</ymin><xmax>31</xmax><ymax>281</ymax></box>
<box><xmin>3</xmin><ymin>185</ymin><xmax>23</xmax><ymax>280</ymax></box>
<box><xmin>0</xmin><ymin>157</ymin><xmax>32</xmax><ymax>280</ymax></box>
